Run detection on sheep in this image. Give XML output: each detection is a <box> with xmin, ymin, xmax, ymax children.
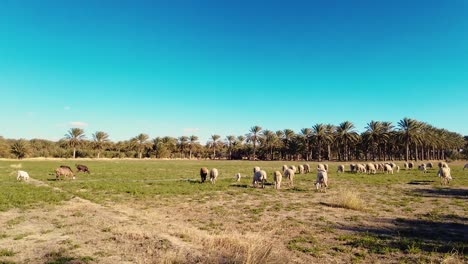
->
<box><xmin>303</xmin><ymin>164</ymin><xmax>310</xmax><ymax>173</ymax></box>
<box><xmin>438</xmin><ymin>162</ymin><xmax>449</xmax><ymax>169</ymax></box>
<box><xmin>408</xmin><ymin>162</ymin><xmax>414</xmax><ymax>169</ymax></box>
<box><xmin>418</xmin><ymin>164</ymin><xmax>427</xmax><ymax>173</ymax></box>
<box><xmin>337</xmin><ymin>164</ymin><xmax>345</xmax><ymax>173</ymax></box>
<box><xmin>17</xmin><ymin>170</ymin><xmax>29</xmax><ymax>181</ymax></box>
<box><xmin>384</xmin><ymin>164</ymin><xmax>393</xmax><ymax>174</ymax></box>
<box><xmin>350</xmin><ymin>164</ymin><xmax>356</xmax><ymax>173</ymax></box>
<box><xmin>366</xmin><ymin>163</ymin><xmax>376</xmax><ymax>174</ymax></box>
<box><xmin>210</xmin><ymin>168</ymin><xmax>218</xmax><ymax>184</ymax></box>
<box><xmin>235</xmin><ymin>173</ymin><xmax>241</xmax><ymax>182</ymax></box>
<box><xmin>356</xmin><ymin>164</ymin><xmax>366</xmax><ymax>173</ymax></box>
<box><xmin>289</xmin><ymin>165</ymin><xmax>297</xmax><ymax>173</ymax></box>
<box><xmin>298</xmin><ymin>165</ymin><xmax>305</xmax><ymax>174</ymax></box>
<box><xmin>284</xmin><ymin>168</ymin><xmax>295</xmax><ymax>187</ymax></box>
<box><xmin>282</xmin><ymin>165</ymin><xmax>288</xmax><ymax>172</ymax></box>
<box><xmin>317</xmin><ymin>164</ymin><xmax>326</xmax><ymax>171</ymax></box>
<box><xmin>55</xmin><ymin>167</ymin><xmax>75</xmax><ymax>180</ymax></box>
<box><xmin>200</xmin><ymin>167</ymin><xmax>209</xmax><ymax>183</ymax></box>
<box><xmin>76</xmin><ymin>164</ymin><xmax>90</xmax><ymax>173</ymax></box>
<box><xmin>437</xmin><ymin>167</ymin><xmax>452</xmax><ymax>185</ymax></box>
<box><xmin>389</xmin><ymin>162</ymin><xmax>397</xmax><ymax>169</ymax></box>
<box><xmin>315</xmin><ymin>169</ymin><xmax>328</xmax><ymax>192</ymax></box>
<box><xmin>426</xmin><ymin>162</ymin><xmax>433</xmax><ymax>169</ymax></box>
<box><xmin>253</xmin><ymin>166</ymin><xmax>261</xmax><ymax>173</ymax></box>
<box><xmin>252</xmin><ymin>170</ymin><xmax>267</xmax><ymax>188</ymax></box>
<box><xmin>273</xmin><ymin>171</ymin><xmax>282</xmax><ymax>190</ymax></box>
<box><xmin>464</xmin><ymin>163</ymin><xmax>468</xmax><ymax>170</ymax></box>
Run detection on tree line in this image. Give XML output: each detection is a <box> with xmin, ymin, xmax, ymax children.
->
<box><xmin>1</xmin><ymin>118</ymin><xmax>466</xmax><ymax>161</ymax></box>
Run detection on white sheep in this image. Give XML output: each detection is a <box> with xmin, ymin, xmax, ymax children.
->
<box><xmin>356</xmin><ymin>164</ymin><xmax>366</xmax><ymax>173</ymax></box>
<box><xmin>317</xmin><ymin>164</ymin><xmax>326</xmax><ymax>171</ymax></box>
<box><xmin>303</xmin><ymin>164</ymin><xmax>310</xmax><ymax>173</ymax></box>
<box><xmin>17</xmin><ymin>170</ymin><xmax>29</xmax><ymax>181</ymax></box>
<box><xmin>418</xmin><ymin>164</ymin><xmax>427</xmax><ymax>173</ymax></box>
<box><xmin>366</xmin><ymin>163</ymin><xmax>376</xmax><ymax>174</ymax></box>
<box><xmin>253</xmin><ymin>166</ymin><xmax>261</xmax><ymax>173</ymax></box>
<box><xmin>437</xmin><ymin>167</ymin><xmax>452</xmax><ymax>185</ymax></box>
<box><xmin>298</xmin><ymin>165</ymin><xmax>305</xmax><ymax>174</ymax></box>
<box><xmin>337</xmin><ymin>164</ymin><xmax>345</xmax><ymax>173</ymax></box>
<box><xmin>273</xmin><ymin>171</ymin><xmax>282</xmax><ymax>190</ymax></box>
<box><xmin>252</xmin><ymin>170</ymin><xmax>267</xmax><ymax>188</ymax></box>
<box><xmin>210</xmin><ymin>168</ymin><xmax>219</xmax><ymax>184</ymax></box>
<box><xmin>235</xmin><ymin>173</ymin><xmax>241</xmax><ymax>182</ymax></box>
<box><xmin>438</xmin><ymin>162</ymin><xmax>449</xmax><ymax>169</ymax></box>
<box><xmin>315</xmin><ymin>169</ymin><xmax>328</xmax><ymax>192</ymax></box>
<box><xmin>284</xmin><ymin>168</ymin><xmax>295</xmax><ymax>187</ymax></box>
<box><xmin>282</xmin><ymin>165</ymin><xmax>288</xmax><ymax>172</ymax></box>
<box><xmin>384</xmin><ymin>164</ymin><xmax>393</xmax><ymax>174</ymax></box>
<box><xmin>289</xmin><ymin>165</ymin><xmax>297</xmax><ymax>174</ymax></box>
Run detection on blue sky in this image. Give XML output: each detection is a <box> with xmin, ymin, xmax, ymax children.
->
<box><xmin>1</xmin><ymin>0</ymin><xmax>467</xmax><ymax>143</ymax></box>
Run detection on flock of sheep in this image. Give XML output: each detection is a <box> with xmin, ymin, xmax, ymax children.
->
<box><xmin>15</xmin><ymin>164</ymin><xmax>90</xmax><ymax>182</ymax></box>
<box><xmin>200</xmin><ymin>163</ymin><xmax>329</xmax><ymax>192</ymax></box>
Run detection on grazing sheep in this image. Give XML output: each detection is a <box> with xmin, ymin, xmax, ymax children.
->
<box><xmin>408</xmin><ymin>162</ymin><xmax>414</xmax><ymax>169</ymax></box>
<box><xmin>235</xmin><ymin>173</ymin><xmax>241</xmax><ymax>182</ymax></box>
<box><xmin>289</xmin><ymin>165</ymin><xmax>297</xmax><ymax>174</ymax></box>
<box><xmin>273</xmin><ymin>171</ymin><xmax>282</xmax><ymax>190</ymax></box>
<box><xmin>303</xmin><ymin>164</ymin><xmax>310</xmax><ymax>173</ymax></box>
<box><xmin>464</xmin><ymin>163</ymin><xmax>468</xmax><ymax>170</ymax></box>
<box><xmin>76</xmin><ymin>164</ymin><xmax>90</xmax><ymax>174</ymax></box>
<box><xmin>337</xmin><ymin>164</ymin><xmax>345</xmax><ymax>173</ymax></box>
<box><xmin>200</xmin><ymin>167</ymin><xmax>209</xmax><ymax>183</ymax></box>
<box><xmin>315</xmin><ymin>169</ymin><xmax>328</xmax><ymax>192</ymax></box>
<box><xmin>389</xmin><ymin>162</ymin><xmax>397</xmax><ymax>169</ymax></box>
<box><xmin>252</xmin><ymin>170</ymin><xmax>267</xmax><ymax>188</ymax></box>
<box><xmin>60</xmin><ymin>165</ymin><xmax>73</xmax><ymax>171</ymax></box>
<box><xmin>284</xmin><ymin>169</ymin><xmax>295</xmax><ymax>187</ymax></box>
<box><xmin>356</xmin><ymin>164</ymin><xmax>366</xmax><ymax>173</ymax></box>
<box><xmin>317</xmin><ymin>164</ymin><xmax>326</xmax><ymax>171</ymax></box>
<box><xmin>55</xmin><ymin>167</ymin><xmax>75</xmax><ymax>180</ymax></box>
<box><xmin>366</xmin><ymin>163</ymin><xmax>377</xmax><ymax>175</ymax></box>
<box><xmin>282</xmin><ymin>165</ymin><xmax>288</xmax><ymax>172</ymax></box>
<box><xmin>418</xmin><ymin>164</ymin><xmax>427</xmax><ymax>173</ymax></box>
<box><xmin>210</xmin><ymin>168</ymin><xmax>218</xmax><ymax>184</ymax></box>
<box><xmin>437</xmin><ymin>167</ymin><xmax>452</xmax><ymax>185</ymax></box>
<box><xmin>298</xmin><ymin>165</ymin><xmax>305</xmax><ymax>174</ymax></box>
<box><xmin>384</xmin><ymin>164</ymin><xmax>393</xmax><ymax>174</ymax></box>
<box><xmin>253</xmin><ymin>166</ymin><xmax>261</xmax><ymax>173</ymax></box>
<box><xmin>426</xmin><ymin>162</ymin><xmax>433</xmax><ymax>169</ymax></box>
<box><xmin>17</xmin><ymin>170</ymin><xmax>29</xmax><ymax>181</ymax></box>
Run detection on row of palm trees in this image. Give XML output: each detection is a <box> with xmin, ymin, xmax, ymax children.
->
<box><xmin>1</xmin><ymin>118</ymin><xmax>465</xmax><ymax>161</ymax></box>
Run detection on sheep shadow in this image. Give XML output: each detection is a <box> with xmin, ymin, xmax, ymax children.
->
<box><xmin>336</xmin><ymin>217</ymin><xmax>467</xmax><ymax>255</ymax></box>
<box><xmin>407</xmin><ymin>180</ymin><xmax>434</xmax><ymax>185</ymax></box>
<box><xmin>411</xmin><ymin>188</ymin><xmax>468</xmax><ymax>199</ymax></box>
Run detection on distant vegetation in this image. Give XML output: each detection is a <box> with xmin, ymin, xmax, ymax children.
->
<box><xmin>0</xmin><ymin>118</ymin><xmax>466</xmax><ymax>161</ymax></box>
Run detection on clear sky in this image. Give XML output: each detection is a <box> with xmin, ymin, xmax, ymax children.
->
<box><xmin>1</xmin><ymin>0</ymin><xmax>467</xmax><ymax>143</ymax></box>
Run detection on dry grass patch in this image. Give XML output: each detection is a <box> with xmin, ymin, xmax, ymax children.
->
<box><xmin>331</xmin><ymin>190</ymin><xmax>366</xmax><ymax>211</ymax></box>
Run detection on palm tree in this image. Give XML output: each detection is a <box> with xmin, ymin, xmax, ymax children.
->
<box><xmin>282</xmin><ymin>129</ymin><xmax>295</xmax><ymax>160</ymax></box>
<box><xmin>10</xmin><ymin>139</ymin><xmax>31</xmax><ymax>159</ymax></box>
<box><xmin>335</xmin><ymin>121</ymin><xmax>359</xmax><ymax>161</ymax></box>
<box><xmin>312</xmin><ymin>124</ymin><xmax>327</xmax><ymax>161</ymax></box>
<box><xmin>381</xmin><ymin>122</ymin><xmax>394</xmax><ymax>161</ymax></box>
<box><xmin>398</xmin><ymin>118</ymin><xmax>423</xmax><ymax>161</ymax></box>
<box><xmin>188</xmin><ymin>135</ymin><xmax>198</xmax><ymax>159</ymax></box>
<box><xmin>300</xmin><ymin>128</ymin><xmax>312</xmax><ymax>161</ymax></box>
<box><xmin>177</xmin><ymin>136</ymin><xmax>188</xmax><ymax>158</ymax></box>
<box><xmin>65</xmin><ymin>128</ymin><xmax>86</xmax><ymax>158</ymax></box>
<box><xmin>262</xmin><ymin>130</ymin><xmax>277</xmax><ymax>160</ymax></box>
<box><xmin>249</xmin><ymin>126</ymin><xmax>262</xmax><ymax>160</ymax></box>
<box><xmin>132</xmin><ymin>133</ymin><xmax>149</xmax><ymax>159</ymax></box>
<box><xmin>210</xmin><ymin>134</ymin><xmax>221</xmax><ymax>158</ymax></box>
<box><xmin>226</xmin><ymin>135</ymin><xmax>235</xmax><ymax>160</ymax></box>
<box><xmin>325</xmin><ymin>124</ymin><xmax>335</xmax><ymax>160</ymax></box>
<box><xmin>92</xmin><ymin>131</ymin><xmax>109</xmax><ymax>158</ymax></box>
<box><xmin>363</xmin><ymin>121</ymin><xmax>383</xmax><ymax>161</ymax></box>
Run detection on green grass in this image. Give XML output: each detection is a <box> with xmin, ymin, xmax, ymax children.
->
<box><xmin>0</xmin><ymin>248</ymin><xmax>15</xmax><ymax>257</ymax></box>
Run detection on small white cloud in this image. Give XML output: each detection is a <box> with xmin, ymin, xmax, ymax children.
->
<box><xmin>64</xmin><ymin>106</ymin><xmax>71</xmax><ymax>111</ymax></box>
<box><xmin>69</xmin><ymin>121</ymin><xmax>88</xmax><ymax>127</ymax></box>
<box><xmin>183</xmin><ymin>128</ymin><xmax>200</xmax><ymax>133</ymax></box>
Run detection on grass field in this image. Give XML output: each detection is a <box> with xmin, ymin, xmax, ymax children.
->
<box><xmin>0</xmin><ymin>159</ymin><xmax>467</xmax><ymax>263</ymax></box>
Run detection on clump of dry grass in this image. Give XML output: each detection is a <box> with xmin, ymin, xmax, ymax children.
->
<box><xmin>441</xmin><ymin>250</ymin><xmax>465</xmax><ymax>264</ymax></box>
<box><xmin>333</xmin><ymin>190</ymin><xmax>366</xmax><ymax>211</ymax></box>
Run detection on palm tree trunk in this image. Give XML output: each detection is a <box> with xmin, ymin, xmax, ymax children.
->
<box><xmin>405</xmin><ymin>141</ymin><xmax>409</xmax><ymax>161</ymax></box>
<box><xmin>97</xmin><ymin>151</ymin><xmax>101</xmax><ymax>159</ymax></box>
<box><xmin>73</xmin><ymin>148</ymin><xmax>76</xmax><ymax>159</ymax></box>
<box><xmin>327</xmin><ymin>144</ymin><xmax>331</xmax><ymax>161</ymax></box>
<box><xmin>139</xmin><ymin>151</ymin><xmax>142</xmax><ymax>159</ymax></box>
<box><xmin>318</xmin><ymin>141</ymin><xmax>322</xmax><ymax>162</ymax></box>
